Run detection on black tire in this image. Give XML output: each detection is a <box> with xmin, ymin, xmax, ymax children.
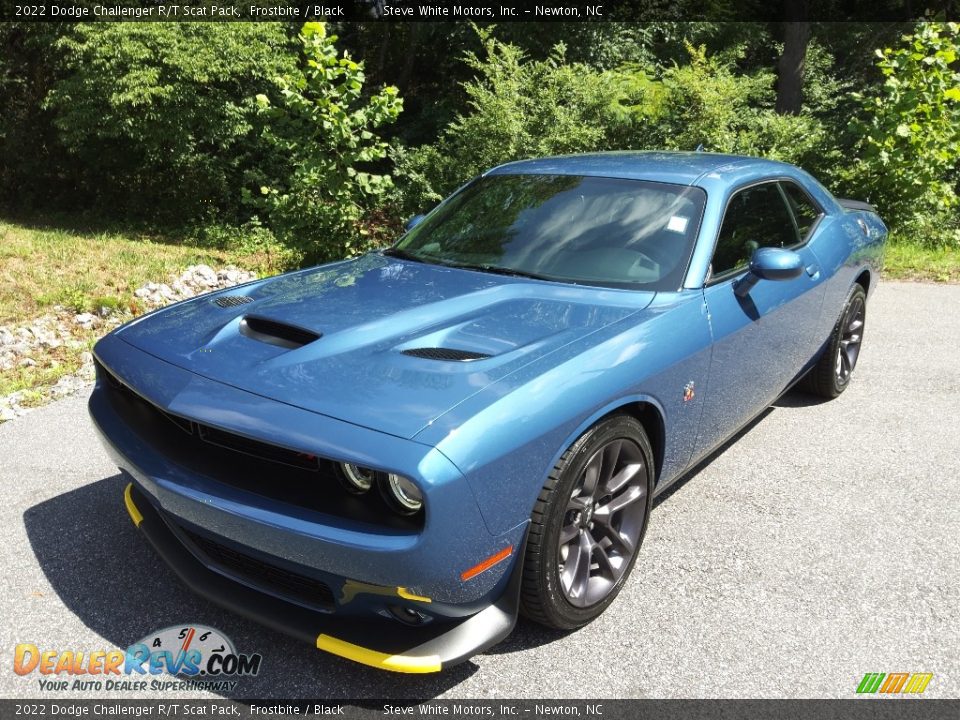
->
<box><xmin>520</xmin><ymin>415</ymin><xmax>654</xmax><ymax>630</ymax></box>
<box><xmin>803</xmin><ymin>284</ymin><xmax>867</xmax><ymax>399</ymax></box>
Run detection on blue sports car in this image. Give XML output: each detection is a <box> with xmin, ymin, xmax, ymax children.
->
<box><xmin>90</xmin><ymin>152</ymin><xmax>886</xmax><ymax>673</ymax></box>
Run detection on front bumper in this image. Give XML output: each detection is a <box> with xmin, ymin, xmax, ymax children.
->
<box><xmin>89</xmin><ymin>334</ymin><xmax>527</xmax><ymax>671</ymax></box>
<box><xmin>122</xmin><ymin>482</ymin><xmax>524</xmax><ymax>672</ymax></box>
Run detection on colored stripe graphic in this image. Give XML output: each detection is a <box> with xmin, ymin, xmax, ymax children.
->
<box><xmin>856</xmin><ymin>672</ymin><xmax>933</xmax><ymax>694</ymax></box>
<box><xmin>856</xmin><ymin>673</ymin><xmax>885</xmax><ymax>694</ymax></box>
<box><xmin>880</xmin><ymin>672</ymin><xmax>910</xmax><ymax>693</ymax></box>
<box><xmin>903</xmin><ymin>673</ymin><xmax>933</xmax><ymax>694</ymax></box>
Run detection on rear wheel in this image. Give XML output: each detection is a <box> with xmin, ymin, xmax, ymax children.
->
<box><xmin>520</xmin><ymin>415</ymin><xmax>654</xmax><ymax>630</ymax></box>
<box><xmin>803</xmin><ymin>284</ymin><xmax>867</xmax><ymax>398</ymax></box>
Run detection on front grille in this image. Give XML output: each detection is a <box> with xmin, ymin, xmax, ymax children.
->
<box><xmin>402</xmin><ymin>347</ymin><xmax>491</xmax><ymax>361</ymax></box>
<box><xmin>196</xmin><ymin>424</ymin><xmax>321</xmax><ymax>471</ymax></box>
<box><xmin>94</xmin><ymin>359</ymin><xmax>423</xmax><ymax>530</ymax></box>
<box><xmin>181</xmin><ymin>527</ymin><xmax>335</xmax><ymax>611</ymax></box>
<box><xmin>100</xmin><ymin>360</ymin><xmax>318</xmax><ymax>471</ymax></box>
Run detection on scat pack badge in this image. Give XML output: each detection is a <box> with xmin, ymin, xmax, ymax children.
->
<box><xmin>683</xmin><ymin>381</ymin><xmax>695</xmax><ymax>402</ymax></box>
<box><xmin>13</xmin><ymin>624</ymin><xmax>262</xmax><ymax>693</ymax></box>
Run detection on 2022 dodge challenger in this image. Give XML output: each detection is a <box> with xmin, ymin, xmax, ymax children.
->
<box><xmin>90</xmin><ymin>152</ymin><xmax>886</xmax><ymax>673</ymax></box>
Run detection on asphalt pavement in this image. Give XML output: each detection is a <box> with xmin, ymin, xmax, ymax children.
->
<box><xmin>1</xmin><ymin>281</ymin><xmax>957</xmax><ymax>700</ymax></box>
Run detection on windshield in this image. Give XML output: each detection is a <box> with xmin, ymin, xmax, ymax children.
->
<box><xmin>393</xmin><ymin>174</ymin><xmax>706</xmax><ymax>291</ymax></box>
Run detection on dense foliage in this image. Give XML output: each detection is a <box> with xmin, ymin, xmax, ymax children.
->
<box><xmin>845</xmin><ymin>22</ymin><xmax>960</xmax><ymax>246</ymax></box>
<box><xmin>46</xmin><ymin>24</ymin><xmax>298</xmax><ymax>223</ymax></box>
<box><xmin>255</xmin><ymin>22</ymin><xmax>402</xmax><ymax>263</ymax></box>
<box><xmin>1</xmin><ymin>21</ymin><xmax>958</xmax><ymax>261</ymax></box>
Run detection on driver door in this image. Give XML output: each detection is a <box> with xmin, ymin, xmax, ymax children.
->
<box><xmin>694</xmin><ymin>181</ymin><xmax>826</xmax><ymax>456</ymax></box>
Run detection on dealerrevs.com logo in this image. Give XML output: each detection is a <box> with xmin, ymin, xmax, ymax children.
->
<box><xmin>14</xmin><ymin>625</ymin><xmax>262</xmax><ymax>693</ymax></box>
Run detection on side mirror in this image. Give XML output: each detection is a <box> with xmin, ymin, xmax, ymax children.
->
<box><xmin>405</xmin><ymin>214</ymin><xmax>426</xmax><ymax>231</ymax></box>
<box><xmin>734</xmin><ymin>247</ymin><xmax>804</xmax><ymax>298</ymax></box>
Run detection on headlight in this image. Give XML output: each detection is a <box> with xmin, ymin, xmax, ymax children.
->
<box><xmin>337</xmin><ymin>463</ymin><xmax>375</xmax><ymax>494</ymax></box>
<box><xmin>380</xmin><ymin>473</ymin><xmax>423</xmax><ymax>515</ymax></box>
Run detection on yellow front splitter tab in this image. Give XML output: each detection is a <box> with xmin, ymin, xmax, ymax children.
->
<box><xmin>316</xmin><ymin>634</ymin><xmax>441</xmax><ymax>673</ymax></box>
<box><xmin>123</xmin><ymin>483</ymin><xmax>143</xmax><ymax>527</ymax></box>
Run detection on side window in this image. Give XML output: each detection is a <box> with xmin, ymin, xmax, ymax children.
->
<box><xmin>780</xmin><ymin>182</ymin><xmax>822</xmax><ymax>240</ymax></box>
<box><xmin>711</xmin><ymin>183</ymin><xmax>797</xmax><ymax>277</ymax></box>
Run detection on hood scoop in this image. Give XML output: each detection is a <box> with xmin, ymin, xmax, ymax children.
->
<box><xmin>401</xmin><ymin>347</ymin><xmax>491</xmax><ymax>362</ymax></box>
<box><xmin>213</xmin><ymin>295</ymin><xmax>254</xmax><ymax>308</ymax></box>
<box><xmin>239</xmin><ymin>315</ymin><xmax>320</xmax><ymax>350</ymax></box>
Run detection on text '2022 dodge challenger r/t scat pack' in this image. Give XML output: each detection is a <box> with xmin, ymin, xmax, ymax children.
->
<box><xmin>89</xmin><ymin>152</ymin><xmax>886</xmax><ymax>673</ymax></box>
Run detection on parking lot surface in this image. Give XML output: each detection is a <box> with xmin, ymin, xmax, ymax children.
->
<box><xmin>1</xmin><ymin>281</ymin><xmax>957</xmax><ymax>699</ymax></box>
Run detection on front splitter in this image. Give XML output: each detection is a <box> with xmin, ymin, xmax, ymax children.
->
<box><xmin>122</xmin><ymin>482</ymin><xmax>524</xmax><ymax>673</ymax></box>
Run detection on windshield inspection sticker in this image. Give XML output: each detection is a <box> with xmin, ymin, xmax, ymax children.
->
<box><xmin>666</xmin><ymin>215</ymin><xmax>689</xmax><ymax>233</ymax></box>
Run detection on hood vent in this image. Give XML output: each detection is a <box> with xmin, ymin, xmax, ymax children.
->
<box><xmin>239</xmin><ymin>316</ymin><xmax>320</xmax><ymax>349</ymax></box>
<box><xmin>402</xmin><ymin>347</ymin><xmax>491</xmax><ymax>362</ymax></box>
<box><xmin>214</xmin><ymin>295</ymin><xmax>254</xmax><ymax>308</ymax></box>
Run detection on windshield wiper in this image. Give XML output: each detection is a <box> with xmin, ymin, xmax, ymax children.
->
<box><xmin>382</xmin><ymin>247</ymin><xmax>427</xmax><ymax>263</ymax></box>
<box><xmin>445</xmin><ymin>262</ymin><xmax>554</xmax><ymax>282</ymax></box>
<box><xmin>384</xmin><ymin>251</ymin><xmax>554</xmax><ymax>282</ymax></box>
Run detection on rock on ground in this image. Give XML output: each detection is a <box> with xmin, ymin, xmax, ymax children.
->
<box><xmin>0</xmin><ymin>264</ymin><xmax>258</xmax><ymax>422</ymax></box>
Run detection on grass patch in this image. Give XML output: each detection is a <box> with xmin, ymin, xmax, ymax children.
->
<box><xmin>883</xmin><ymin>239</ymin><xmax>960</xmax><ymax>283</ymax></box>
<box><xmin>0</xmin><ymin>220</ymin><xmax>287</xmax><ymax>325</ymax></box>
<box><xmin>0</xmin><ymin>342</ymin><xmax>87</xmax><ymax>398</ymax></box>
<box><xmin>0</xmin><ymin>218</ymin><xmax>290</xmax><ymax>405</ymax></box>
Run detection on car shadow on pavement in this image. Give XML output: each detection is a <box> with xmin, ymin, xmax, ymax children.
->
<box><xmin>772</xmin><ymin>390</ymin><xmax>831</xmax><ymax>409</ymax></box>
<box><xmin>652</xmin><ymin>405</ymin><xmax>776</xmax><ymax>508</ymax></box>
<box><xmin>23</xmin><ymin>474</ymin><xmax>479</xmax><ymax>700</ymax></box>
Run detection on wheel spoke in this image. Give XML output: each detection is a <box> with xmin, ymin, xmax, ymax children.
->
<box><xmin>846</xmin><ymin>344</ymin><xmax>861</xmax><ymax>370</ymax></box>
<box><xmin>596</xmin><ymin>485</ymin><xmax>645</xmax><ymax>518</ymax></box>
<box><xmin>581</xmin><ymin>451</ymin><xmax>602</xmax><ymax>498</ymax></box>
<box><xmin>559</xmin><ymin>522</ymin><xmax>579</xmax><ymax>545</ymax></box>
<box><xmin>604</xmin><ymin>461</ymin><xmax>642</xmax><ymax>494</ymax></box>
<box><xmin>561</xmin><ymin>532</ymin><xmax>593</xmax><ymax>600</ymax></box>
<box><xmin>592</xmin><ymin>521</ymin><xmax>635</xmax><ymax>555</ymax></box>
<box><xmin>592</xmin><ymin>541</ymin><xmax>616</xmax><ymax>579</ymax></box>
<box><xmin>600</xmin><ymin>440</ymin><xmax>622</xmax><ymax>487</ymax></box>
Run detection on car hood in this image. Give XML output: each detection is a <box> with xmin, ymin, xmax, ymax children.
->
<box><xmin>115</xmin><ymin>254</ymin><xmax>653</xmax><ymax>439</ymax></box>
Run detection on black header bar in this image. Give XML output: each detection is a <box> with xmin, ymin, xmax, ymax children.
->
<box><xmin>2</xmin><ymin>0</ymin><xmax>956</xmax><ymax>22</ymax></box>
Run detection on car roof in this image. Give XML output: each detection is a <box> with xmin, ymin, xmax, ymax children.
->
<box><xmin>484</xmin><ymin>151</ymin><xmax>796</xmax><ymax>187</ymax></box>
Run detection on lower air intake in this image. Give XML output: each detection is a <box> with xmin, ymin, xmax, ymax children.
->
<box><xmin>181</xmin><ymin>527</ymin><xmax>335</xmax><ymax>611</ymax></box>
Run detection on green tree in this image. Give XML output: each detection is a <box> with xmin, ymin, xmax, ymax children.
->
<box><xmin>392</xmin><ymin>34</ymin><xmax>827</xmax><ymax>217</ymax></box>
<box><xmin>643</xmin><ymin>43</ymin><xmax>826</xmax><ymax>163</ymax></box>
<box><xmin>391</xmin><ymin>31</ymin><xmax>638</xmax><ymax>214</ymax></box>
<box><xmin>846</xmin><ymin>22</ymin><xmax>960</xmax><ymax>245</ymax></box>
<box><xmin>0</xmin><ymin>24</ymin><xmax>73</xmax><ymax>211</ymax></box>
<box><xmin>46</xmin><ymin>24</ymin><xmax>297</xmax><ymax>222</ymax></box>
<box><xmin>255</xmin><ymin>22</ymin><xmax>403</xmax><ymax>263</ymax></box>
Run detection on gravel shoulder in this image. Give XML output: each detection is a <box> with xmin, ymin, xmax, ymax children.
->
<box><xmin>1</xmin><ymin>281</ymin><xmax>957</xmax><ymax>700</ymax></box>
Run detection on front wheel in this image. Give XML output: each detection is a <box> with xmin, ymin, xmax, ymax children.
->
<box><xmin>520</xmin><ymin>415</ymin><xmax>654</xmax><ymax>630</ymax></box>
<box><xmin>803</xmin><ymin>284</ymin><xmax>867</xmax><ymax>399</ymax></box>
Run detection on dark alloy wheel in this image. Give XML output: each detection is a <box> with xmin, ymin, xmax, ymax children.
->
<box><xmin>520</xmin><ymin>415</ymin><xmax>654</xmax><ymax>630</ymax></box>
<box><xmin>803</xmin><ymin>283</ymin><xmax>868</xmax><ymax>399</ymax></box>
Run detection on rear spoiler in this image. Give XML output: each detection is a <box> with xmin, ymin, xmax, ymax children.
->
<box><xmin>837</xmin><ymin>198</ymin><xmax>875</xmax><ymax>213</ymax></box>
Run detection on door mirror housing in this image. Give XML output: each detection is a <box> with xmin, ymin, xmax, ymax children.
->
<box><xmin>405</xmin><ymin>214</ymin><xmax>426</xmax><ymax>231</ymax></box>
<box><xmin>734</xmin><ymin>247</ymin><xmax>804</xmax><ymax>297</ymax></box>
